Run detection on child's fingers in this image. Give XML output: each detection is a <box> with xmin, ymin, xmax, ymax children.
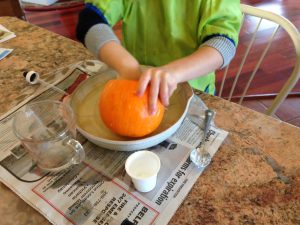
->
<box><xmin>149</xmin><ymin>72</ymin><xmax>160</xmax><ymax>115</ymax></box>
<box><xmin>159</xmin><ymin>77</ymin><xmax>169</xmax><ymax>107</ymax></box>
<box><xmin>136</xmin><ymin>70</ymin><xmax>151</xmax><ymax>96</ymax></box>
<box><xmin>168</xmin><ymin>83</ymin><xmax>177</xmax><ymax>99</ymax></box>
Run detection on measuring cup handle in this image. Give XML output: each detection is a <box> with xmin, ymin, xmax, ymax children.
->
<box><xmin>66</xmin><ymin>139</ymin><xmax>85</xmax><ymax>164</ymax></box>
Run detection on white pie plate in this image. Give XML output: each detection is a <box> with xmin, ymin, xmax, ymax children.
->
<box><xmin>70</xmin><ymin>68</ymin><xmax>193</xmax><ymax>151</ymax></box>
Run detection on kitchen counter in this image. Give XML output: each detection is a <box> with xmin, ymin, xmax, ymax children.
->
<box><xmin>0</xmin><ymin>16</ymin><xmax>93</xmax><ymax>117</ymax></box>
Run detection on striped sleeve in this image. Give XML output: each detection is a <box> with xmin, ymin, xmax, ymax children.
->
<box><xmin>201</xmin><ymin>35</ymin><xmax>236</xmax><ymax>68</ymax></box>
<box><xmin>76</xmin><ymin>3</ymin><xmax>120</xmax><ymax>57</ymax></box>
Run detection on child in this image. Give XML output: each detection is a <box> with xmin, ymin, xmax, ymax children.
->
<box><xmin>76</xmin><ymin>0</ymin><xmax>242</xmax><ymax>114</ymax></box>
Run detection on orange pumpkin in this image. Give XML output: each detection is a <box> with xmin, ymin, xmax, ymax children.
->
<box><xmin>99</xmin><ymin>79</ymin><xmax>165</xmax><ymax>137</ymax></box>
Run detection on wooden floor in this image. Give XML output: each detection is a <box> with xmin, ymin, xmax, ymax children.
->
<box><xmin>22</xmin><ymin>0</ymin><xmax>300</xmax><ymax>128</ymax></box>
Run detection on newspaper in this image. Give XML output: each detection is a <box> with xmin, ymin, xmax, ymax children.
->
<box><xmin>0</xmin><ymin>25</ymin><xmax>15</xmax><ymax>60</ymax></box>
<box><xmin>0</xmin><ymin>48</ymin><xmax>13</xmax><ymax>60</ymax></box>
<box><xmin>0</xmin><ymin>24</ymin><xmax>16</xmax><ymax>43</ymax></box>
<box><xmin>0</xmin><ymin>61</ymin><xmax>228</xmax><ymax>225</ymax></box>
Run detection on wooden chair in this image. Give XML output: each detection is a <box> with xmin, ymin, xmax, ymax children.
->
<box><xmin>218</xmin><ymin>4</ymin><xmax>300</xmax><ymax>116</ymax></box>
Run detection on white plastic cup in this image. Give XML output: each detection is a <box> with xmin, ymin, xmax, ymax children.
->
<box><xmin>125</xmin><ymin>150</ymin><xmax>161</xmax><ymax>192</ymax></box>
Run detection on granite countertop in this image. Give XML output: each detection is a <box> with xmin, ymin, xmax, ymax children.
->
<box><xmin>0</xmin><ymin>16</ymin><xmax>93</xmax><ymax>117</ymax></box>
<box><xmin>169</xmin><ymin>93</ymin><xmax>300</xmax><ymax>225</ymax></box>
<box><xmin>0</xmin><ymin>17</ymin><xmax>299</xmax><ymax>225</ymax></box>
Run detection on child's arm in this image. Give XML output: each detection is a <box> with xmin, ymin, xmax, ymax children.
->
<box><xmin>98</xmin><ymin>41</ymin><xmax>141</xmax><ymax>80</ymax></box>
<box><xmin>76</xmin><ymin>4</ymin><xmax>141</xmax><ymax>80</ymax></box>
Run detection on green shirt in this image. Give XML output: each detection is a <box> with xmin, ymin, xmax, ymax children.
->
<box><xmin>86</xmin><ymin>0</ymin><xmax>242</xmax><ymax>94</ymax></box>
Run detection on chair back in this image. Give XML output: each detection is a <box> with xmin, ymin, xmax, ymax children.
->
<box><xmin>218</xmin><ymin>4</ymin><xmax>300</xmax><ymax>116</ymax></box>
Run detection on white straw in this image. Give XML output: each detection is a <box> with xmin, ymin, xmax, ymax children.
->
<box><xmin>37</xmin><ymin>78</ymin><xmax>68</xmax><ymax>95</ymax></box>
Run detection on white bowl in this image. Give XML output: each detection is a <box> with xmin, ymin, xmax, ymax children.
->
<box><xmin>70</xmin><ymin>68</ymin><xmax>193</xmax><ymax>151</ymax></box>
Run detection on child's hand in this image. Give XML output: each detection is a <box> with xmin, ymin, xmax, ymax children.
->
<box><xmin>136</xmin><ymin>67</ymin><xmax>178</xmax><ymax>115</ymax></box>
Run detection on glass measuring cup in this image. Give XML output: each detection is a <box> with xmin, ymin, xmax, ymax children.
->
<box><xmin>12</xmin><ymin>100</ymin><xmax>85</xmax><ymax>172</ymax></box>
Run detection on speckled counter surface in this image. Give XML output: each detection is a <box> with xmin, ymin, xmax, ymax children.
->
<box><xmin>169</xmin><ymin>93</ymin><xmax>300</xmax><ymax>225</ymax></box>
<box><xmin>0</xmin><ymin>17</ymin><xmax>299</xmax><ymax>225</ymax></box>
<box><xmin>0</xmin><ymin>17</ymin><xmax>93</xmax><ymax>117</ymax></box>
